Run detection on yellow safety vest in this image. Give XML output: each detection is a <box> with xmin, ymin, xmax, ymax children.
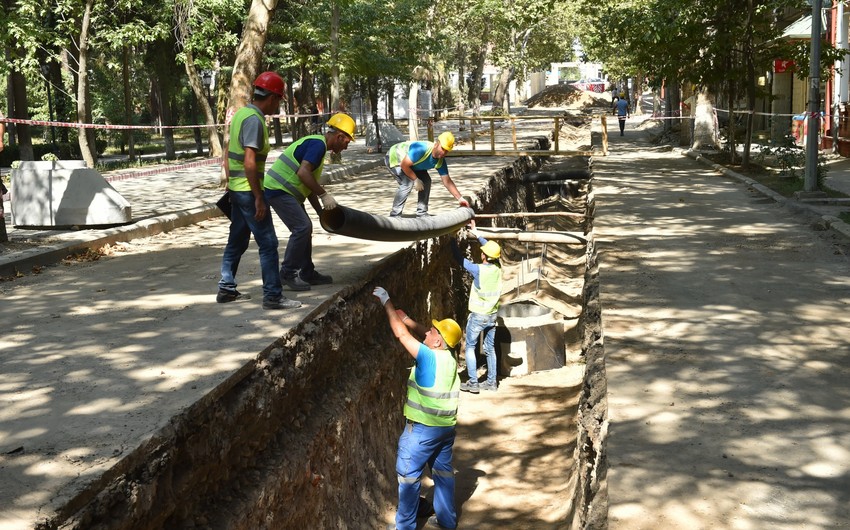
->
<box><xmin>468</xmin><ymin>263</ymin><xmax>502</xmax><ymax>315</ymax></box>
<box><xmin>227</xmin><ymin>106</ymin><xmax>270</xmax><ymax>192</ymax></box>
<box><xmin>388</xmin><ymin>141</ymin><xmax>444</xmax><ymax>170</ymax></box>
<box><xmin>264</xmin><ymin>135</ymin><xmax>326</xmax><ymax>202</ymax></box>
<box><xmin>404</xmin><ymin>348</ymin><xmax>459</xmax><ymax>427</ymax></box>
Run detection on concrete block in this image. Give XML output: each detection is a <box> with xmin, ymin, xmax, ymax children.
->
<box><xmin>11</xmin><ymin>161</ymin><xmax>131</xmax><ymax>228</ymax></box>
<box><xmin>496</xmin><ymin>302</ymin><xmax>566</xmax><ymax>377</ymax></box>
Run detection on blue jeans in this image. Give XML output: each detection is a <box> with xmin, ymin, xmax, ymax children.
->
<box><xmin>395</xmin><ymin>421</ymin><xmax>457</xmax><ymax>530</ymax></box>
<box><xmin>386</xmin><ymin>155</ymin><xmax>432</xmax><ymax>217</ymax></box>
<box><xmin>218</xmin><ymin>190</ymin><xmax>282</xmax><ymax>301</ymax></box>
<box><xmin>265</xmin><ymin>190</ymin><xmax>315</xmax><ymax>279</ymax></box>
<box><xmin>464</xmin><ymin>312</ymin><xmax>498</xmax><ymax>386</ymax></box>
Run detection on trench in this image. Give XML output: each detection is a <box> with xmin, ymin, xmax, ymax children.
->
<box><xmin>46</xmin><ymin>139</ymin><xmax>608</xmax><ymax>530</ymax></box>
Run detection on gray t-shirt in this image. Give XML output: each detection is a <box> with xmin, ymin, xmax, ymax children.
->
<box><xmin>238</xmin><ymin>104</ymin><xmax>265</xmax><ymax>150</ymax></box>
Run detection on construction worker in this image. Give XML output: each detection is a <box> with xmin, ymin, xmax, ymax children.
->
<box><xmin>452</xmin><ymin>223</ymin><xmax>502</xmax><ymax>393</ymax></box>
<box><xmin>264</xmin><ymin>113</ymin><xmax>353</xmax><ymax>291</ymax></box>
<box><xmin>385</xmin><ymin>131</ymin><xmax>470</xmax><ymax>217</ymax></box>
<box><xmin>217</xmin><ymin>71</ymin><xmax>301</xmax><ymax>310</ymax></box>
<box><xmin>372</xmin><ymin>285</ymin><xmax>460</xmax><ymax>530</ymax></box>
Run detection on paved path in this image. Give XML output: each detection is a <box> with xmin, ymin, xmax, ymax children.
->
<box><xmin>596</xmin><ymin>122</ymin><xmax>850</xmax><ymax>529</ymax></box>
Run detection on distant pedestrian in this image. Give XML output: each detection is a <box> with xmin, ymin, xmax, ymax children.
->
<box><xmin>217</xmin><ymin>71</ymin><xmax>301</xmax><ymax>310</ymax></box>
<box><xmin>264</xmin><ymin>112</ymin><xmax>353</xmax><ymax>292</ymax></box>
<box><xmin>451</xmin><ymin>223</ymin><xmax>502</xmax><ymax>393</ymax></box>
<box><xmin>372</xmin><ymin>286</ymin><xmax>461</xmax><ymax>530</ymax></box>
<box><xmin>385</xmin><ymin>132</ymin><xmax>470</xmax><ymax>217</ymax></box>
<box><xmin>615</xmin><ymin>92</ymin><xmax>630</xmax><ymax>136</ymax></box>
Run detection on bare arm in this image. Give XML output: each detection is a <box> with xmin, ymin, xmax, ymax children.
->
<box><xmin>440</xmin><ymin>173</ymin><xmax>462</xmax><ymax>200</ymax></box>
<box><xmin>400</xmin><ymin>156</ymin><xmax>418</xmax><ymax>181</ymax></box>
<box><xmin>373</xmin><ymin>287</ymin><xmax>421</xmax><ymax>359</ymax></box>
<box><xmin>243</xmin><ymin>147</ymin><xmax>267</xmax><ymax>221</ymax></box>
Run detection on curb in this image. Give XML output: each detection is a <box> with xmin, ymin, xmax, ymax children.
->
<box><xmin>0</xmin><ymin>159</ymin><xmax>383</xmax><ymax>278</ymax></box>
<box><xmin>684</xmin><ymin>149</ymin><xmax>850</xmax><ymax>243</ymax></box>
<box><xmin>0</xmin><ymin>205</ymin><xmax>221</xmax><ymax>278</ymax></box>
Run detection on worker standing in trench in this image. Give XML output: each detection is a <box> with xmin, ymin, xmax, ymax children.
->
<box><xmin>451</xmin><ymin>224</ymin><xmax>503</xmax><ymax>393</ymax></box>
<box><xmin>263</xmin><ymin>113</ymin><xmax>353</xmax><ymax>291</ymax></box>
<box><xmin>372</xmin><ymin>286</ymin><xmax>461</xmax><ymax>530</ymax></box>
<box><xmin>384</xmin><ymin>131</ymin><xmax>470</xmax><ymax>217</ymax></box>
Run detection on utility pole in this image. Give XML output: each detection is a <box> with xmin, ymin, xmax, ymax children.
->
<box><xmin>805</xmin><ymin>0</ymin><xmax>823</xmax><ymax>192</ymax></box>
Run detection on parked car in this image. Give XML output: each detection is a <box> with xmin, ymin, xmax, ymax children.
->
<box><xmin>570</xmin><ymin>78</ymin><xmax>608</xmax><ymax>93</ymax></box>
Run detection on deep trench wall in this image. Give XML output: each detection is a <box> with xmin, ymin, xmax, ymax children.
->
<box><xmin>51</xmin><ymin>155</ymin><xmax>546</xmax><ymax>530</ymax></box>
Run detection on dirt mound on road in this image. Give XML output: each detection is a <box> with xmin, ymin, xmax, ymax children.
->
<box><xmin>524</xmin><ymin>84</ymin><xmax>609</xmax><ymax>109</ymax></box>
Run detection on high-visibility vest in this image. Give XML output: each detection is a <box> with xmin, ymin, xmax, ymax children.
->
<box><xmin>468</xmin><ymin>263</ymin><xmax>502</xmax><ymax>315</ymax></box>
<box><xmin>404</xmin><ymin>349</ymin><xmax>459</xmax><ymax>427</ymax></box>
<box><xmin>264</xmin><ymin>135</ymin><xmax>326</xmax><ymax>202</ymax></box>
<box><xmin>227</xmin><ymin>106</ymin><xmax>270</xmax><ymax>192</ymax></box>
<box><xmin>388</xmin><ymin>141</ymin><xmax>444</xmax><ymax>171</ymax></box>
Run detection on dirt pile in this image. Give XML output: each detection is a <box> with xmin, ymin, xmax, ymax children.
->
<box><xmin>524</xmin><ymin>84</ymin><xmax>609</xmax><ymax>110</ymax></box>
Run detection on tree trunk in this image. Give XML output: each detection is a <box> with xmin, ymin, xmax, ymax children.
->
<box><xmin>123</xmin><ymin>45</ymin><xmax>136</xmax><ymax>161</ymax></box>
<box><xmin>369</xmin><ymin>77</ymin><xmax>382</xmax><ymax>151</ymax></box>
<box><xmin>742</xmin><ymin>0</ymin><xmax>755</xmax><ymax>168</ymax></box>
<box><xmin>183</xmin><ymin>49</ymin><xmax>222</xmax><ymax>157</ymax></box>
<box><xmin>491</xmin><ymin>67</ymin><xmax>513</xmax><ymax>115</ymax></box>
<box><xmin>9</xmin><ymin>63</ymin><xmax>33</xmax><ymax>161</ymax></box>
<box><xmin>228</xmin><ymin>0</ymin><xmax>280</xmax><ymax>116</ymax></box>
<box><xmin>292</xmin><ymin>66</ymin><xmax>313</xmax><ymax>141</ymax></box>
<box><xmin>77</xmin><ymin>0</ymin><xmax>97</xmax><ymax>167</ymax></box>
<box><xmin>330</xmin><ymin>0</ymin><xmax>341</xmax><ymax>111</ymax></box>
<box><xmin>408</xmin><ymin>81</ymin><xmax>419</xmax><ymax>141</ymax></box>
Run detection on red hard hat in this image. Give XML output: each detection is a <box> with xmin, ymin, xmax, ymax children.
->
<box><xmin>254</xmin><ymin>71</ymin><xmax>284</xmax><ymax>97</ymax></box>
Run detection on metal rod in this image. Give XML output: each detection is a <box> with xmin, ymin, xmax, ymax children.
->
<box><xmin>474</xmin><ymin>212</ymin><xmax>585</xmax><ymax>219</ymax></box>
<box><xmin>475</xmin><ymin>227</ymin><xmax>586</xmax><ymax>244</ymax></box>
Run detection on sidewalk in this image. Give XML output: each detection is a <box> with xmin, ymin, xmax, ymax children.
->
<box><xmin>598</xmin><ymin>119</ymin><xmax>850</xmax><ymax>529</ymax></box>
<box><xmin>0</xmin><ymin>142</ymin><xmax>384</xmax><ymax>277</ymax></box>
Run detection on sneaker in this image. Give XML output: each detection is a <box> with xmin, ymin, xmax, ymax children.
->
<box><xmin>460</xmin><ymin>381</ymin><xmax>479</xmax><ymax>394</ymax></box>
<box><xmin>426</xmin><ymin>515</ymin><xmax>455</xmax><ymax>529</ymax></box>
<box><xmin>262</xmin><ymin>297</ymin><xmax>302</xmax><ymax>310</ymax></box>
<box><xmin>282</xmin><ymin>274</ymin><xmax>311</xmax><ymax>291</ymax></box>
<box><xmin>300</xmin><ymin>270</ymin><xmax>333</xmax><ymax>285</ymax></box>
<box><xmin>216</xmin><ymin>289</ymin><xmax>251</xmax><ymax>303</ymax></box>
<box><xmin>480</xmin><ymin>381</ymin><xmax>498</xmax><ymax>392</ymax></box>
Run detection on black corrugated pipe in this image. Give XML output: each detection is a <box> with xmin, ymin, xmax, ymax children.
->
<box><xmin>320</xmin><ymin>205</ymin><xmax>475</xmax><ymax>242</ymax></box>
<box><xmin>522</xmin><ymin>169</ymin><xmax>592</xmax><ymax>182</ymax></box>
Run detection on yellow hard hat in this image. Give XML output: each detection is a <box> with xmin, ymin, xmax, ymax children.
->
<box><xmin>437</xmin><ymin>131</ymin><xmax>455</xmax><ymax>152</ymax></box>
<box><xmin>481</xmin><ymin>240</ymin><xmax>501</xmax><ymax>259</ymax></box>
<box><xmin>327</xmin><ymin>113</ymin><xmax>355</xmax><ymax>139</ymax></box>
<box><xmin>432</xmin><ymin>318</ymin><xmax>462</xmax><ymax>348</ymax></box>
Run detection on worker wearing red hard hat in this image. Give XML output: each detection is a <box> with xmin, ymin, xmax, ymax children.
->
<box><xmin>217</xmin><ymin>71</ymin><xmax>301</xmax><ymax>310</ymax></box>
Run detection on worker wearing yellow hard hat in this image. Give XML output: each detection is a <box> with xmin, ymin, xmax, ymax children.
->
<box><xmin>371</xmin><ymin>285</ymin><xmax>460</xmax><ymax>530</ymax></box>
<box><xmin>263</xmin><ymin>112</ymin><xmax>354</xmax><ymax>291</ymax></box>
<box><xmin>384</xmin><ymin>130</ymin><xmax>470</xmax><ymax>217</ymax></box>
<box><xmin>450</xmin><ymin>220</ymin><xmax>503</xmax><ymax>393</ymax></box>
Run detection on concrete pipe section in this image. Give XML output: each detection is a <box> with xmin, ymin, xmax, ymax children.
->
<box><xmin>320</xmin><ymin>205</ymin><xmax>475</xmax><ymax>242</ymax></box>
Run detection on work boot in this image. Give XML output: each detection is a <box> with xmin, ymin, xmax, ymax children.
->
<box><xmin>300</xmin><ymin>270</ymin><xmax>333</xmax><ymax>285</ymax></box>
<box><xmin>282</xmin><ymin>274</ymin><xmax>311</xmax><ymax>291</ymax></box>
<box><xmin>262</xmin><ymin>296</ymin><xmax>302</xmax><ymax>310</ymax></box>
<box><xmin>216</xmin><ymin>289</ymin><xmax>251</xmax><ymax>303</ymax></box>
<box><xmin>460</xmin><ymin>381</ymin><xmax>479</xmax><ymax>394</ymax></box>
<box><xmin>426</xmin><ymin>515</ymin><xmax>456</xmax><ymax>529</ymax></box>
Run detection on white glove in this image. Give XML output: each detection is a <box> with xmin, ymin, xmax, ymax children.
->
<box><xmin>412</xmin><ymin>178</ymin><xmax>425</xmax><ymax>192</ymax></box>
<box><xmin>372</xmin><ymin>286</ymin><xmax>390</xmax><ymax>306</ymax></box>
<box><xmin>319</xmin><ymin>192</ymin><xmax>338</xmax><ymax>210</ymax></box>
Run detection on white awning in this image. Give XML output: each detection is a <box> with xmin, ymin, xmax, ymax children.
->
<box><xmin>782</xmin><ymin>13</ymin><xmax>827</xmax><ymax>40</ymax></box>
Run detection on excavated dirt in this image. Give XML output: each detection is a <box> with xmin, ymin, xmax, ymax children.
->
<box><xmin>524</xmin><ymin>84</ymin><xmax>610</xmax><ymax>110</ymax></box>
